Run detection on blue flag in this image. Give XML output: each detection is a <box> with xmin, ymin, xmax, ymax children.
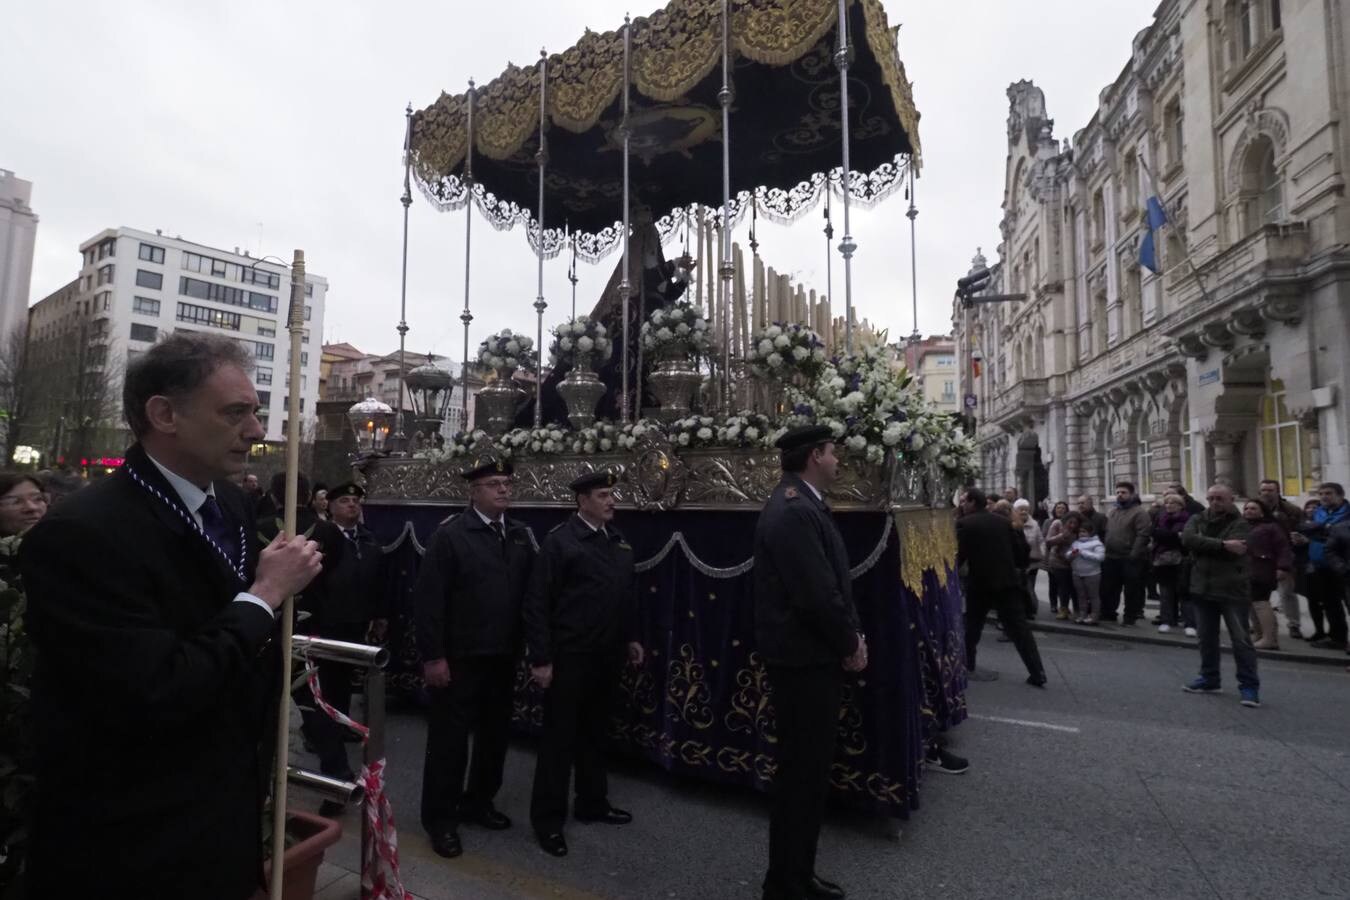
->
<box><xmin>1139</xmin><ymin>196</ymin><xmax>1167</xmax><ymax>274</ymax></box>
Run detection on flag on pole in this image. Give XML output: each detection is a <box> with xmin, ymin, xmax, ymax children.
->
<box><xmin>1139</xmin><ymin>195</ymin><xmax>1167</xmax><ymax>275</ymax></box>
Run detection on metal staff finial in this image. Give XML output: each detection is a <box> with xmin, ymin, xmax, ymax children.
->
<box><xmin>568</xmin><ymin>224</ymin><xmax>578</xmax><ymax>317</ymax></box>
<box><xmin>907</xmin><ymin>162</ymin><xmax>920</xmax><ymax>343</ymax></box>
<box><xmin>395</xmin><ymin>102</ymin><xmax>413</xmax><ymax>451</ymax></box>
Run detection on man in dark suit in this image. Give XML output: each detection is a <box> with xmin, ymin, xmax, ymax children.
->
<box><xmin>299</xmin><ymin>482</ymin><xmax>386</xmax><ymax>790</ymax></box>
<box><xmin>957</xmin><ymin>487</ymin><xmax>1047</xmax><ymax>686</ymax></box>
<box><xmin>414</xmin><ymin>457</ymin><xmax>535</xmax><ymax>859</ymax></box>
<box><xmin>18</xmin><ymin>333</ymin><xmax>323</xmax><ymax>899</ymax></box>
<box><xmin>525</xmin><ymin>470</ymin><xmax>644</xmax><ymax>859</ymax></box>
<box><xmin>753</xmin><ymin>424</ymin><xmax>864</xmax><ymax>900</ymax></box>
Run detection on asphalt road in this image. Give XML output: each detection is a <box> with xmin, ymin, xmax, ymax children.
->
<box><xmin>310</xmin><ymin>632</ymin><xmax>1350</xmax><ymax>900</ymax></box>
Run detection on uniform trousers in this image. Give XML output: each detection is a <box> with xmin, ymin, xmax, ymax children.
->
<box><xmin>965</xmin><ymin>586</ymin><xmax>1045</xmax><ymax>677</ymax></box>
<box><xmin>299</xmin><ymin>620</ymin><xmax>367</xmax><ymax>778</ymax></box>
<box><xmin>421</xmin><ymin>654</ymin><xmax>516</xmax><ymax>832</ymax></box>
<box><xmin>763</xmin><ymin>664</ymin><xmax>844</xmax><ymax>894</ymax></box>
<box><xmin>530</xmin><ymin>650</ymin><xmax>619</xmax><ymax>834</ymax></box>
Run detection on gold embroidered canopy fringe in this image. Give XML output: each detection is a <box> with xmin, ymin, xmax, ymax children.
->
<box><xmin>409</xmin><ymin>0</ymin><xmax>921</xmax><ymax>261</ymax></box>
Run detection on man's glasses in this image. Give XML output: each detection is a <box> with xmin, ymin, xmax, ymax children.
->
<box><xmin>0</xmin><ymin>492</ymin><xmax>50</xmax><ymax>509</ymax></box>
<box><xmin>474</xmin><ymin>479</ymin><xmax>514</xmax><ymax>492</ymax></box>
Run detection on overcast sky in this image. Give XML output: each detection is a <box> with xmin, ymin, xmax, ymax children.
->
<box><xmin>4</xmin><ymin>0</ymin><xmax>1154</xmax><ymax>364</ymax></box>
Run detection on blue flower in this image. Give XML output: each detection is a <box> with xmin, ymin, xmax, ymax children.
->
<box><xmin>792</xmin><ymin>403</ymin><xmax>814</xmax><ymax>416</ymax></box>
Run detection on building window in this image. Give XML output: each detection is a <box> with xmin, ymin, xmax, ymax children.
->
<box><xmin>1179</xmin><ymin>401</ymin><xmax>1194</xmax><ymax>494</ymax></box>
<box><xmin>97</xmin><ymin>239</ymin><xmax>116</xmax><ymax>260</ymax></box>
<box><xmin>1240</xmin><ymin>0</ymin><xmax>1255</xmax><ymax>54</ymax></box>
<box><xmin>179</xmin><ymin>276</ymin><xmax>259</xmax><ymax>309</ymax></box>
<box><xmin>252</xmin><ymin>341</ymin><xmax>275</xmax><ymax>360</ymax></box>
<box><xmin>176</xmin><ymin>301</ymin><xmax>242</xmax><ymax>331</ymax></box>
<box><xmin>97</xmin><ymin>264</ymin><xmax>115</xmax><ymax>286</ymax></box>
<box><xmin>182</xmin><ymin>251</ymin><xmax>244</xmax><ymax>283</ymax></box>
<box><xmin>138</xmin><ymin>243</ymin><xmax>165</xmax><ymax>264</ymax></box>
<box><xmin>95</xmin><ymin>291</ymin><xmax>111</xmax><ymax>312</ymax></box>
<box><xmin>136</xmin><ymin>269</ymin><xmax>163</xmax><ymax>290</ymax></box>
<box><xmin>283</xmin><ymin>396</ymin><xmax>306</xmax><ymax>412</ymax></box>
<box><xmin>1121</xmin><ymin>152</ymin><xmax>1140</xmax><ymax>215</ymax></box>
<box><xmin>249</xmin><ymin>291</ymin><xmax>278</xmax><ymax>313</ymax></box>
<box><xmin>942</xmin><ymin>380</ymin><xmax>956</xmax><ymax>401</ymax></box>
<box><xmin>305</xmin><ymin>282</ymin><xmax>314</xmax><ymax>297</ymax></box>
<box><xmin>243</xmin><ymin>268</ymin><xmax>281</xmax><ymax>289</ymax></box>
<box><xmin>1259</xmin><ymin>380</ymin><xmax>1314</xmax><ymax>497</ymax></box>
<box><xmin>1270</xmin><ymin>0</ymin><xmax>1281</xmax><ymax>30</ymax></box>
<box><xmin>257</xmin><ymin>324</ymin><xmax>276</xmax><ymax>338</ymax></box>
<box><xmin>1136</xmin><ymin>414</ymin><xmax>1154</xmax><ymax>495</ymax></box>
<box><xmin>132</xmin><ymin>296</ymin><xmax>161</xmax><ymax>316</ymax></box>
<box><xmin>1239</xmin><ymin>136</ymin><xmax>1283</xmax><ymax>231</ymax></box>
<box><xmin>1164</xmin><ymin>100</ymin><xmax>1184</xmax><ymax>169</ymax></box>
<box><xmin>129</xmin><ymin>323</ymin><xmax>158</xmax><ymax>343</ymax></box>
<box><xmin>257</xmin><ymin>390</ymin><xmax>271</xmax><ymax>408</ymax></box>
<box><xmin>303</xmin><ymin>305</ymin><xmax>312</xmax><ymax>322</ymax></box>
<box><xmin>1091</xmin><ymin>191</ymin><xmax>1106</xmax><ymax>248</ymax></box>
<box><xmin>1102</xmin><ymin>447</ymin><xmax>1116</xmax><ymax>499</ymax></box>
<box><xmin>256</xmin><ymin>366</ymin><xmax>273</xmax><ymax>385</ymax></box>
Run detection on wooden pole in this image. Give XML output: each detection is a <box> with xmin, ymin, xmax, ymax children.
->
<box><xmin>268</xmin><ymin>248</ymin><xmax>306</xmax><ymax>900</ymax></box>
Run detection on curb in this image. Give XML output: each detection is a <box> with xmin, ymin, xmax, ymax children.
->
<box><xmin>1025</xmin><ymin>619</ymin><xmax>1350</xmax><ymax>668</ymax></box>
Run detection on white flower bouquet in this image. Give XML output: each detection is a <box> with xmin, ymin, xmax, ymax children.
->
<box><xmin>666</xmin><ymin>415</ymin><xmax>720</xmax><ymax>449</ymax></box>
<box><xmin>549</xmin><ymin>315</ymin><xmax>613</xmax><ymax>370</ymax></box>
<box><xmin>748</xmin><ymin>323</ymin><xmax>829</xmax><ymax>382</ymax></box>
<box><xmin>476</xmin><ymin>329</ymin><xmax>535</xmax><ymax>375</ymax></box>
<box><xmin>639</xmin><ymin>301</ymin><xmax>713</xmax><ymax>362</ymax></box>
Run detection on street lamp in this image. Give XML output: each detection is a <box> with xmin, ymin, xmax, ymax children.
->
<box><xmin>404</xmin><ymin>355</ymin><xmax>454</xmax><ymax>444</ymax></box>
<box><xmin>346</xmin><ymin>397</ymin><xmax>395</xmax><ymax>456</ymax></box>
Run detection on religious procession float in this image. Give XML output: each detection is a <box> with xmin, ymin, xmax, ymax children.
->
<box><xmin>352</xmin><ymin>0</ymin><xmax>975</xmax><ymax>824</ymax></box>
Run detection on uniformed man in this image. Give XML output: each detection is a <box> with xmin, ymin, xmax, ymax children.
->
<box><xmin>413</xmin><ymin>456</ymin><xmax>535</xmax><ymax>859</ymax></box>
<box><xmin>525</xmin><ymin>470</ymin><xmax>644</xmax><ymax>858</ymax></box>
<box><xmin>754</xmin><ymin>425</ymin><xmax>864</xmax><ymax>900</ymax></box>
<box><xmin>299</xmin><ymin>481</ymin><xmax>387</xmax><ymax>790</ymax></box>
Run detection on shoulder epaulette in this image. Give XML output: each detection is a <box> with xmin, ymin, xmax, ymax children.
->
<box><xmin>547</xmin><ymin>521</ymin><xmax>567</xmax><ymax>535</ymax></box>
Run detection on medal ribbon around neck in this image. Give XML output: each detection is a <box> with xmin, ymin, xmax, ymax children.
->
<box><xmin>127</xmin><ymin>463</ymin><xmax>249</xmax><ymax>583</ymax></box>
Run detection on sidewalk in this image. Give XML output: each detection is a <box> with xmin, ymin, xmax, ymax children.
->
<box><xmin>1022</xmin><ymin>573</ymin><xmax>1350</xmax><ymax>668</ymax></box>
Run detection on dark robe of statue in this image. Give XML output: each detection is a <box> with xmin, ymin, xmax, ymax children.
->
<box><xmin>516</xmin><ymin>221</ymin><xmax>692</xmax><ymax>428</ymax></box>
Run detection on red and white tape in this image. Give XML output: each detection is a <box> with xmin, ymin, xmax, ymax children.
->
<box><xmin>303</xmin><ymin>656</ymin><xmax>411</xmax><ymax>900</ymax></box>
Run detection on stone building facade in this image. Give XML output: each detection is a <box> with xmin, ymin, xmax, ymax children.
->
<box><xmin>955</xmin><ymin>0</ymin><xmax>1350</xmax><ymax>504</ymax></box>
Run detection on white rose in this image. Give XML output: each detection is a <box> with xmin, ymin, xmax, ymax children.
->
<box><xmin>678</xmin><ymin>432</ymin><xmax>691</xmax><ymax>446</ymax></box>
<box><xmin>830</xmin><ymin>376</ymin><xmax>846</xmax><ymax>391</ymax></box>
<box><xmin>882</xmin><ymin>423</ymin><xmax>903</xmax><ymax>446</ymax></box>
<box><xmin>600</xmin><ymin>438</ymin><xmax>613</xmax><ymax>451</ymax></box>
<box><xmin>812</xmin><ymin>348</ymin><xmax>826</xmax><ymax>362</ymax></box>
<box><xmin>505</xmin><ymin>340</ymin><xmax>520</xmax><ymax>354</ymax></box>
<box><xmin>792</xmin><ymin>346</ymin><xmax>809</xmax><ymax>361</ymax></box>
<box><xmin>767</xmin><ymin>353</ymin><xmax>784</xmax><ymax>368</ymax></box>
<box><xmin>697</xmin><ymin>427</ymin><xmax>713</xmax><ymax>440</ymax></box>
<box><xmin>725</xmin><ymin>424</ymin><xmax>741</xmax><ymax>439</ymax></box>
<box><xmin>657</xmin><ymin>327</ymin><xmax>673</xmax><ymax>341</ymax></box>
<box><xmin>911</xmin><ymin>434</ymin><xmax>925</xmax><ymax>450</ymax></box>
<box><xmin>653</xmin><ymin>310</ymin><xmax>666</xmax><ymax>324</ymax></box>
<box><xmin>531</xmin><ymin>440</ymin><xmax>542</xmax><ymax>452</ymax></box>
<box><xmin>560</xmin><ymin>337</ymin><xmax>573</xmax><ymax>351</ymax></box>
<box><xmin>745</xmin><ymin>426</ymin><xmax>759</xmax><ymax>440</ymax></box>
<box><xmin>675</xmin><ymin>323</ymin><xmax>691</xmax><ymax>336</ymax></box>
<box><xmin>572</xmin><ymin>440</ymin><xmax>584</xmax><ymax>453</ymax></box>
<box><xmin>767</xmin><ymin>325</ymin><xmax>782</xmax><ymax>338</ymax></box>
<box><xmin>505</xmin><ymin>357</ymin><xmax>518</xmax><ymax>368</ymax></box>
<box><xmin>572</xmin><ymin>321</ymin><xmax>587</xmax><ymax>335</ymax></box>
<box><xmin>694</xmin><ymin>318</ymin><xmax>707</xmax><ymax>331</ymax></box>
<box><xmin>758</xmin><ymin>339</ymin><xmax>774</xmax><ymax>357</ymax></box>
<box><xmin>633</xmin><ymin>424</ymin><xmax>647</xmax><ymax>438</ymax></box>
<box><xmin>578</xmin><ymin>336</ymin><xmax>594</xmax><ymax>352</ymax></box>
<box><xmin>479</xmin><ymin>350</ymin><xmax>493</xmax><ymax>364</ymax></box>
<box><xmin>773</xmin><ymin>335</ymin><xmax>791</xmax><ymax>350</ymax></box>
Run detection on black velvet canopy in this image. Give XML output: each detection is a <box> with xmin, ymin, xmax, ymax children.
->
<box><xmin>410</xmin><ymin>0</ymin><xmax>921</xmax><ymax>261</ymax></box>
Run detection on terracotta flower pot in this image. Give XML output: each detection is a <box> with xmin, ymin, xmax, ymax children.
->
<box><xmin>253</xmin><ymin>810</ymin><xmax>343</xmax><ymax>900</ymax></box>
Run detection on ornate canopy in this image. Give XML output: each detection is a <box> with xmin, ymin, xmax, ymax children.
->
<box><xmin>410</xmin><ymin>0</ymin><xmax>921</xmax><ymax>261</ymax></box>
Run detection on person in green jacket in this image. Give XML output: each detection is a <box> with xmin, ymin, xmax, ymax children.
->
<box><xmin>1180</xmin><ymin>483</ymin><xmax>1260</xmax><ymax>707</ymax></box>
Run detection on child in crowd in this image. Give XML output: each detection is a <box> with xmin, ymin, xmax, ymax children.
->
<box><xmin>1069</xmin><ymin>521</ymin><xmax>1107</xmax><ymax>625</ymax></box>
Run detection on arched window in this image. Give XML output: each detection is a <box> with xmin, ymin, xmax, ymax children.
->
<box><xmin>1034</xmin><ymin>324</ymin><xmax>1046</xmax><ymax>376</ymax></box>
<box><xmin>1240</xmin><ymin>136</ymin><xmax>1283</xmax><ymax>230</ymax></box>
<box><xmin>1092</xmin><ymin>191</ymin><xmax>1106</xmax><ymax>247</ymax></box>
<box><xmin>1122</xmin><ymin>152</ymin><xmax>1140</xmax><ymax>214</ymax></box>
<box><xmin>1136</xmin><ymin>412</ymin><xmax>1154</xmax><ymax>495</ymax></box>
<box><xmin>1178</xmin><ymin>400</ymin><xmax>1194</xmax><ymax>494</ymax></box>
<box><xmin>1259</xmin><ymin>379</ymin><xmax>1314</xmax><ymax>497</ymax></box>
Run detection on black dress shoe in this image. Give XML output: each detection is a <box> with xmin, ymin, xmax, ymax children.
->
<box><xmin>467</xmin><ymin>805</ymin><xmax>512</xmax><ymax>830</ymax></box>
<box><xmin>430</xmin><ymin>829</ymin><xmax>462</xmax><ymax>859</ymax></box>
<box><xmin>537</xmin><ymin>832</ymin><xmax>568</xmax><ymax>857</ymax></box>
<box><xmin>574</xmin><ymin>806</ymin><xmax>632</xmax><ymax>825</ymax></box>
<box><xmin>1026</xmin><ymin>673</ymin><xmax>1047</xmax><ymax>688</ymax></box>
<box><xmin>806</xmin><ymin>874</ymin><xmax>846</xmax><ymax>899</ymax></box>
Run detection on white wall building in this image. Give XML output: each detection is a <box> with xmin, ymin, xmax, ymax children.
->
<box><xmin>0</xmin><ymin>169</ymin><xmax>38</xmax><ymax>343</ymax></box>
<box><xmin>73</xmin><ymin>227</ymin><xmax>326</xmax><ymax>444</ymax></box>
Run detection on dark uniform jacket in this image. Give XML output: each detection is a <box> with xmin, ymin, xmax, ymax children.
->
<box><xmin>18</xmin><ymin>443</ymin><xmax>275</xmax><ymax>899</ymax></box>
<box><xmin>753</xmin><ymin>474</ymin><xmax>860</xmax><ymax>667</ymax></box>
<box><xmin>306</xmin><ymin>519</ymin><xmax>386</xmax><ymax>635</ymax></box>
<box><xmin>956</xmin><ymin>510</ymin><xmax>1024</xmax><ymax>594</ymax></box>
<box><xmin>524</xmin><ymin>514</ymin><xmax>636</xmax><ymax>665</ymax></box>
<box><xmin>415</xmin><ymin>509</ymin><xmax>535</xmax><ymax>660</ymax></box>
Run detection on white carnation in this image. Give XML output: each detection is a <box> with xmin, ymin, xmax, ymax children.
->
<box><xmin>792</xmin><ymin>346</ymin><xmax>809</xmax><ymax>361</ymax></box>
<box><xmin>578</xmin><ymin>336</ymin><xmax>594</xmax><ymax>352</ymax></box>
<box><xmin>675</xmin><ymin>323</ymin><xmax>691</xmax><ymax>336</ymax></box>
<box><xmin>560</xmin><ymin>337</ymin><xmax>573</xmax><ymax>351</ymax></box>
<box><xmin>505</xmin><ymin>340</ymin><xmax>520</xmax><ymax>354</ymax></box>
<box><xmin>657</xmin><ymin>327</ymin><xmax>674</xmax><ymax>341</ymax></box>
<box><xmin>600</xmin><ymin>438</ymin><xmax>613</xmax><ymax>451</ymax></box>
<box><xmin>694</xmin><ymin>318</ymin><xmax>707</xmax><ymax>332</ymax></box>
<box><xmin>910</xmin><ymin>434</ymin><xmax>925</xmax><ymax>450</ymax></box>
<box><xmin>758</xmin><ymin>339</ymin><xmax>775</xmax><ymax>357</ymax></box>
<box><xmin>572</xmin><ymin>321</ymin><xmax>587</xmax><ymax>335</ymax></box>
<box><xmin>767</xmin><ymin>353</ymin><xmax>784</xmax><ymax>368</ymax></box>
<box><xmin>773</xmin><ymin>335</ymin><xmax>791</xmax><ymax>350</ymax></box>
<box><xmin>697</xmin><ymin>427</ymin><xmax>713</xmax><ymax>440</ymax></box>
<box><xmin>745</xmin><ymin>426</ymin><xmax>759</xmax><ymax>440</ymax></box>
<box><xmin>767</xmin><ymin>325</ymin><xmax>783</xmax><ymax>338</ymax></box>
<box><xmin>678</xmin><ymin>432</ymin><xmax>690</xmax><ymax>446</ymax></box>
<box><xmin>846</xmin><ymin>435</ymin><xmax>867</xmax><ymax>452</ymax></box>
<box><xmin>812</xmin><ymin>348</ymin><xmax>826</xmax><ymax>362</ymax></box>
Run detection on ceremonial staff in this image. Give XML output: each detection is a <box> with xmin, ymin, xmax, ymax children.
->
<box><xmin>269</xmin><ymin>248</ymin><xmax>308</xmax><ymax>900</ymax></box>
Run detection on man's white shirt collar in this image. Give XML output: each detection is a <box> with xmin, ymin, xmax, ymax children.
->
<box><xmin>577</xmin><ymin>513</ymin><xmax>607</xmax><ymax>537</ymax></box>
<box><xmin>475</xmin><ymin>507</ymin><xmax>503</xmax><ymax>528</ymax></box>
<box><xmin>146</xmin><ymin>453</ymin><xmax>215</xmax><ymax>528</ymax></box>
<box><xmin>800</xmin><ymin>479</ymin><xmax>824</xmax><ymax>502</ymax></box>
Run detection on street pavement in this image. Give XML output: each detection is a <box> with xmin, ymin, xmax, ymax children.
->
<box><xmin>303</xmin><ymin>630</ymin><xmax>1350</xmax><ymax>900</ymax></box>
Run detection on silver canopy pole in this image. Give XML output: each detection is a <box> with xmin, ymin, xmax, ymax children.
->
<box><xmin>533</xmin><ymin>50</ymin><xmax>548</xmax><ymax>428</ymax></box>
<box><xmin>396</xmin><ymin>104</ymin><xmax>413</xmax><ymax>448</ymax></box>
<box><xmin>461</xmin><ymin>79</ymin><xmax>476</xmax><ymax>432</ymax></box>
<box><xmin>907</xmin><ymin>163</ymin><xmax>919</xmax><ymax>341</ymax></box>
<box><xmin>619</xmin><ymin>16</ymin><xmax>633</xmax><ymax>423</ymax></box>
<box><xmin>719</xmin><ymin>0</ymin><xmax>734</xmax><ymax>410</ymax></box>
<box><xmin>834</xmin><ymin>0</ymin><xmax>856</xmax><ymax>353</ymax></box>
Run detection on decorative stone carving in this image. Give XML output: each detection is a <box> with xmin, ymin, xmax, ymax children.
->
<box><xmin>1259</xmin><ymin>293</ymin><xmax>1304</xmax><ymax>327</ymax></box>
<box><xmin>1226</xmin><ymin>307</ymin><xmax>1266</xmax><ymax>338</ymax></box>
<box><xmin>1141</xmin><ymin>370</ymin><xmax>1169</xmax><ymax>393</ymax></box>
<box><xmin>1200</xmin><ymin>321</ymin><xmax>1236</xmax><ymax>350</ymax></box>
<box><xmin>1173</xmin><ymin>333</ymin><xmax>1208</xmax><ymax>359</ymax></box>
